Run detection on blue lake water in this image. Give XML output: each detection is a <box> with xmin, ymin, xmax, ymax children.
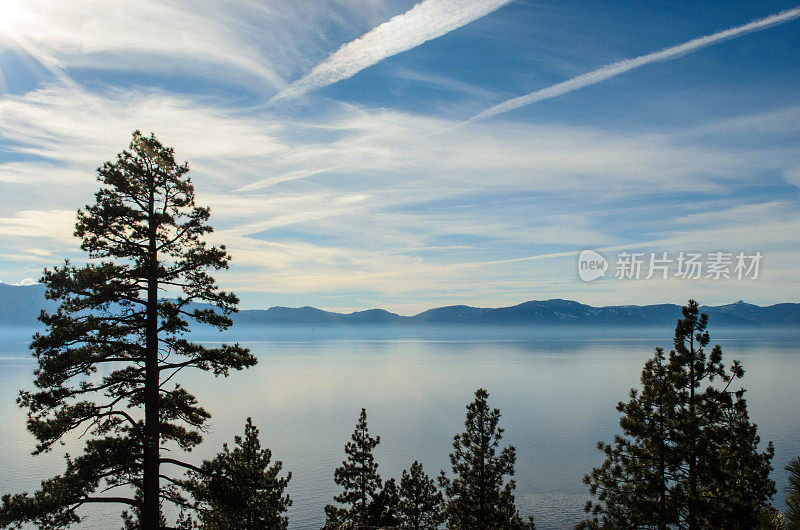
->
<box><xmin>1</xmin><ymin>325</ymin><xmax>799</xmax><ymax>529</ymax></box>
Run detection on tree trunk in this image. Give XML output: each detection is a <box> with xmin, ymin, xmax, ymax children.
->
<box><xmin>360</xmin><ymin>422</ymin><xmax>368</xmax><ymax>524</ymax></box>
<box><xmin>142</xmin><ymin>171</ymin><xmax>161</xmax><ymax>528</ymax></box>
<box><xmin>478</xmin><ymin>411</ymin><xmax>486</xmax><ymax>530</ymax></box>
<box><xmin>659</xmin><ymin>374</ymin><xmax>667</xmax><ymax>530</ymax></box>
<box><xmin>687</xmin><ymin>332</ymin><xmax>696</xmax><ymax>530</ymax></box>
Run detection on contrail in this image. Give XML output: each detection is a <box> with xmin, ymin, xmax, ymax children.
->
<box><xmin>233</xmin><ymin>167</ymin><xmax>341</xmax><ymax>193</ymax></box>
<box><xmin>468</xmin><ymin>5</ymin><xmax>800</xmax><ymax>122</ymax></box>
<box><xmin>272</xmin><ymin>0</ymin><xmax>511</xmax><ymax>102</ymax></box>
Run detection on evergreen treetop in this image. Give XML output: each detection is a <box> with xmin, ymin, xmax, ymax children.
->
<box><xmin>439</xmin><ymin>388</ymin><xmax>534</xmax><ymax>530</ymax></box>
<box><xmin>324</xmin><ymin>408</ymin><xmax>384</xmax><ymax>527</ymax></box>
<box><xmin>398</xmin><ymin>461</ymin><xmax>444</xmax><ymax>530</ymax></box>
<box><xmin>182</xmin><ymin>417</ymin><xmax>292</xmax><ymax>529</ymax></box>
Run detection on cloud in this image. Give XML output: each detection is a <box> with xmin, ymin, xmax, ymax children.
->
<box><xmin>784</xmin><ymin>165</ymin><xmax>800</xmax><ymax>188</ymax></box>
<box><xmin>1</xmin><ymin>84</ymin><xmax>799</xmax><ymax>310</ymax></box>
<box><xmin>272</xmin><ymin>0</ymin><xmax>511</xmax><ymax>101</ymax></box>
<box><xmin>0</xmin><ymin>209</ymin><xmax>77</xmax><ymax>243</ymax></box>
<box><xmin>468</xmin><ymin>5</ymin><xmax>800</xmax><ymax>122</ymax></box>
<box><xmin>392</xmin><ymin>67</ymin><xmax>497</xmax><ymax>100</ymax></box>
<box><xmin>3</xmin><ymin>84</ymin><xmax>763</xmax><ymax>199</ymax></box>
<box><xmin>0</xmin><ymin>3</ymin><xmax>798</xmax><ymax>311</ymax></box>
<box><xmin>0</xmin><ymin>85</ymin><xmax>289</xmax><ymax>170</ymax></box>
<box><xmin>232</xmin><ymin>167</ymin><xmax>342</xmax><ymax>193</ymax></box>
<box><xmin>0</xmin><ymin>0</ymin><xmax>411</xmax><ymax>94</ymax></box>
<box><xmin>1</xmin><ymin>0</ymin><xmax>288</xmax><ymax>89</ymax></box>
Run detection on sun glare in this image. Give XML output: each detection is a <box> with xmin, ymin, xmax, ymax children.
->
<box><xmin>0</xmin><ymin>0</ymin><xmax>31</xmax><ymax>37</ymax></box>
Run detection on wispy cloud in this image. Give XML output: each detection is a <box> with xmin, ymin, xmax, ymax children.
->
<box><xmin>0</xmin><ymin>0</ymin><xmax>391</xmax><ymax>92</ymax></box>
<box><xmin>3</xmin><ymin>82</ymin><xmax>800</xmax><ymax>309</ymax></box>
<box><xmin>0</xmin><ymin>209</ymin><xmax>77</xmax><ymax>243</ymax></box>
<box><xmin>272</xmin><ymin>0</ymin><xmax>511</xmax><ymax>101</ymax></box>
<box><xmin>1</xmin><ymin>2</ymin><xmax>798</xmax><ymax>309</ymax></box>
<box><xmin>393</xmin><ymin>66</ymin><xmax>498</xmax><ymax>100</ymax></box>
<box><xmin>232</xmin><ymin>167</ymin><xmax>342</xmax><ymax>193</ymax></box>
<box><xmin>468</xmin><ymin>5</ymin><xmax>800</xmax><ymax>122</ymax></box>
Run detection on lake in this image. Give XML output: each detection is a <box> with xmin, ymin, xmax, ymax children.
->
<box><xmin>1</xmin><ymin>325</ymin><xmax>799</xmax><ymax>529</ymax></box>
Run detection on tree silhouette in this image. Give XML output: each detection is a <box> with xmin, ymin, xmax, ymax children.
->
<box><xmin>712</xmin><ymin>390</ymin><xmax>775</xmax><ymax>527</ymax></box>
<box><xmin>367</xmin><ymin>477</ymin><xmax>400</xmax><ymax>528</ymax></box>
<box><xmin>182</xmin><ymin>418</ymin><xmax>291</xmax><ymax>529</ymax></box>
<box><xmin>398</xmin><ymin>461</ymin><xmax>444</xmax><ymax>530</ymax></box>
<box><xmin>324</xmin><ymin>408</ymin><xmax>384</xmax><ymax>527</ymax></box>
<box><xmin>439</xmin><ymin>389</ymin><xmax>534</xmax><ymax>530</ymax></box>
<box><xmin>581</xmin><ymin>347</ymin><xmax>679</xmax><ymax>528</ymax></box>
<box><xmin>580</xmin><ymin>300</ymin><xmax>774</xmax><ymax>529</ymax></box>
<box><xmin>0</xmin><ymin>131</ymin><xmax>255</xmax><ymax>529</ymax></box>
<box><xmin>785</xmin><ymin>456</ymin><xmax>800</xmax><ymax>528</ymax></box>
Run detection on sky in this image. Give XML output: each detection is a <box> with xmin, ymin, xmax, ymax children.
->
<box><xmin>0</xmin><ymin>0</ymin><xmax>799</xmax><ymax>314</ymax></box>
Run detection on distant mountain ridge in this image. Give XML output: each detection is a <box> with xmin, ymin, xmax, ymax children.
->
<box><xmin>0</xmin><ymin>283</ymin><xmax>56</xmax><ymax>326</ymax></box>
<box><xmin>1</xmin><ymin>283</ymin><xmax>798</xmax><ymax>328</ymax></box>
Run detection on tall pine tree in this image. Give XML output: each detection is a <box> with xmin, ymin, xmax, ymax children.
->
<box><xmin>580</xmin><ymin>300</ymin><xmax>774</xmax><ymax>530</ymax></box>
<box><xmin>324</xmin><ymin>408</ymin><xmax>384</xmax><ymax>527</ymax></box>
<box><xmin>669</xmin><ymin>301</ymin><xmax>774</xmax><ymax>528</ymax></box>
<box><xmin>439</xmin><ymin>389</ymin><xmax>534</xmax><ymax>530</ymax></box>
<box><xmin>0</xmin><ymin>131</ymin><xmax>255</xmax><ymax>529</ymax></box>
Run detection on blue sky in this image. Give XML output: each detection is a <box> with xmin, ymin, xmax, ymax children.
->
<box><xmin>0</xmin><ymin>0</ymin><xmax>799</xmax><ymax>313</ymax></box>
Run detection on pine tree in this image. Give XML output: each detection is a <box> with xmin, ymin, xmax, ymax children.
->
<box><xmin>670</xmin><ymin>301</ymin><xmax>721</xmax><ymax>528</ymax></box>
<box><xmin>785</xmin><ymin>456</ymin><xmax>800</xmax><ymax>528</ymax></box>
<box><xmin>439</xmin><ymin>389</ymin><xmax>534</xmax><ymax>530</ymax></box>
<box><xmin>398</xmin><ymin>461</ymin><xmax>444</xmax><ymax>530</ymax></box>
<box><xmin>581</xmin><ymin>347</ymin><xmax>679</xmax><ymax>528</ymax></box>
<box><xmin>0</xmin><ymin>131</ymin><xmax>255</xmax><ymax>529</ymax></box>
<box><xmin>711</xmin><ymin>391</ymin><xmax>775</xmax><ymax>528</ymax></box>
<box><xmin>758</xmin><ymin>508</ymin><xmax>788</xmax><ymax>530</ymax></box>
<box><xmin>580</xmin><ymin>300</ymin><xmax>774</xmax><ymax>530</ymax></box>
<box><xmin>324</xmin><ymin>408</ymin><xmax>384</xmax><ymax>527</ymax></box>
<box><xmin>669</xmin><ymin>301</ymin><xmax>774</xmax><ymax>528</ymax></box>
<box><xmin>367</xmin><ymin>478</ymin><xmax>400</xmax><ymax>528</ymax></box>
<box><xmin>182</xmin><ymin>418</ymin><xmax>291</xmax><ymax>529</ymax></box>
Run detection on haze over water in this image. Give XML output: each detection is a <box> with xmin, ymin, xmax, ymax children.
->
<box><xmin>2</xmin><ymin>325</ymin><xmax>798</xmax><ymax>529</ymax></box>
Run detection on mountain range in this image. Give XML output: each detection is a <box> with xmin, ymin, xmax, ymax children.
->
<box><xmin>1</xmin><ymin>283</ymin><xmax>799</xmax><ymax>328</ymax></box>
